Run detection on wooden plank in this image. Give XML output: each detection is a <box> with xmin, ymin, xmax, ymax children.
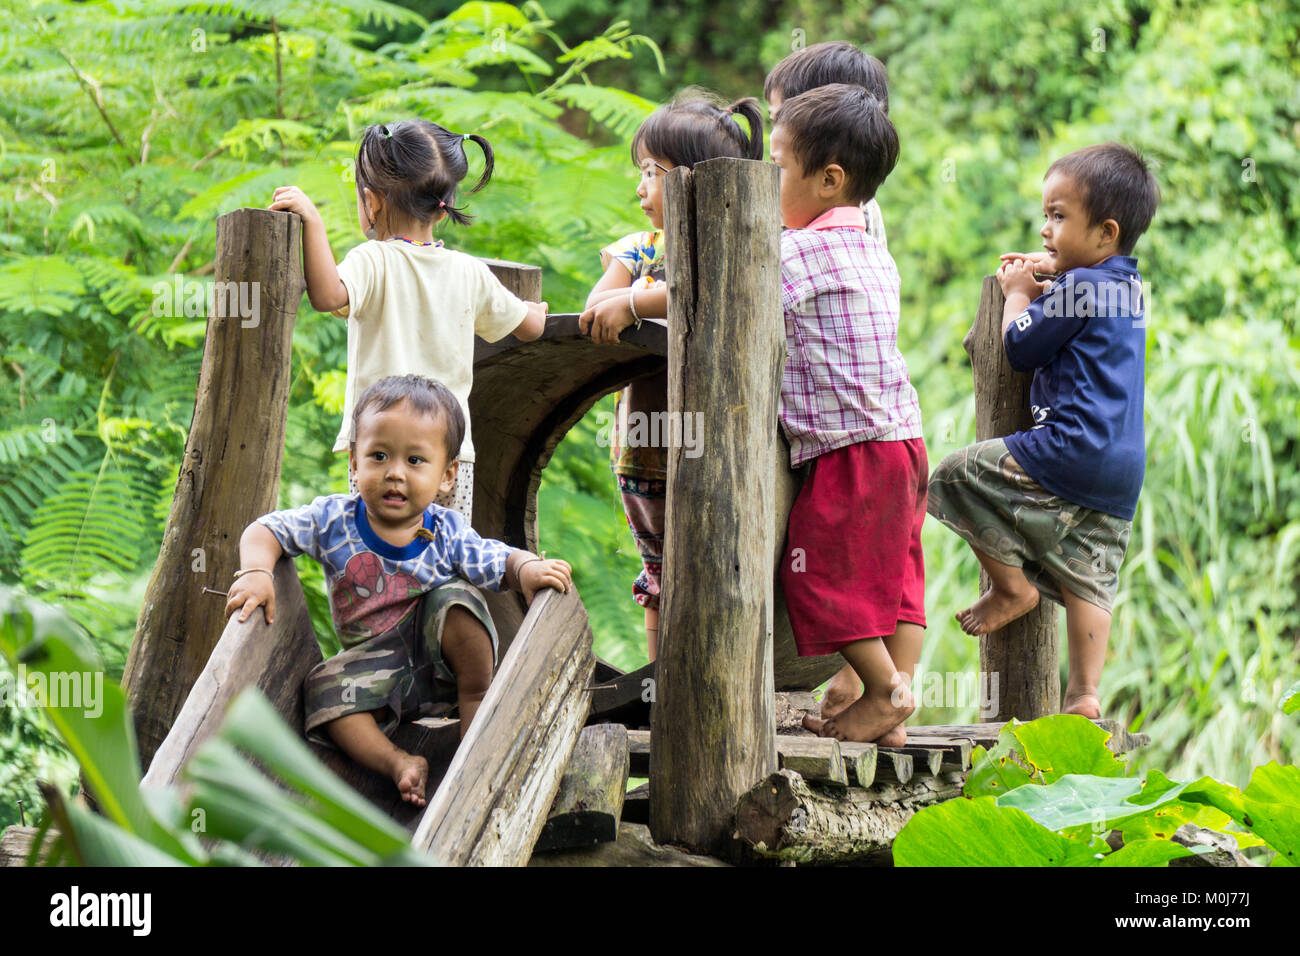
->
<box><xmin>123</xmin><ymin>207</ymin><xmax>304</xmax><ymax>771</ymax></box>
<box><xmin>627</xmin><ymin>728</ymin><xmax>651</xmax><ymax>777</ymax></box>
<box><xmin>142</xmin><ymin>555</ymin><xmax>320</xmax><ymax>789</ymax></box>
<box><xmin>0</xmin><ymin>825</ymin><xmax>54</xmax><ymax>867</ymax></box>
<box><xmin>962</xmin><ymin>275</ymin><xmax>1060</xmax><ymax>720</ymax></box>
<box><xmin>623</xmin><ymin>782</ymin><xmax>650</xmax><ymax>826</ymax></box>
<box><xmin>839</xmin><ymin>742</ymin><xmax>878</xmax><ymax>788</ymax></box>
<box><xmin>650</xmin><ymin>157</ymin><xmax>782</xmax><ymax>854</ymax></box>
<box><xmin>907</xmin><ymin>718</ymin><xmax>1148</xmax><ymax>755</ymax></box>
<box><xmin>735</xmin><ymin>769</ymin><xmax>966</xmax><ymax>865</ymax></box>
<box><xmin>904</xmin><ymin>735</ymin><xmax>974</xmax><ymax>773</ymax></box>
<box><xmin>534</xmin><ymin>724</ymin><xmax>630</xmax><ymax>853</ymax></box>
<box><xmin>413</xmin><ymin>586</ymin><xmax>594</xmax><ymax>866</ymax></box>
<box><xmin>875</xmin><ymin>750</ymin><xmax>914</xmax><ymax>786</ymax></box>
<box><xmin>587</xmin><ymin>660</ymin><xmax>654</xmax><ymax>728</ymax></box>
<box><xmin>777</xmin><ymin>736</ymin><xmax>848</xmax><ymax>788</ymax></box>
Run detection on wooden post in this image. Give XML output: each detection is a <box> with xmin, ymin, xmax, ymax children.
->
<box><xmin>649</xmin><ymin>157</ymin><xmax>782</xmax><ymax>853</ymax></box>
<box><xmin>413</xmin><ymin>585</ymin><xmax>594</xmax><ymax>866</ymax></box>
<box><xmin>963</xmin><ymin>276</ymin><xmax>1060</xmax><ymax>720</ymax></box>
<box><xmin>123</xmin><ymin>208</ymin><xmax>303</xmax><ymax>771</ymax></box>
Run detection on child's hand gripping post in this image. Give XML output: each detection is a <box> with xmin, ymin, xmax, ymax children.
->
<box><xmin>996</xmin><ymin>258</ymin><xmax>1053</xmax><ymax>338</ymax></box>
<box><xmin>223</xmin><ymin>522</ymin><xmax>285</xmax><ymax>625</ymax></box>
<box><xmin>507</xmin><ymin>550</ymin><xmax>573</xmax><ymax>605</ymax></box>
<box><xmin>267</xmin><ymin>186</ymin><xmax>349</xmax><ymax>314</ymax></box>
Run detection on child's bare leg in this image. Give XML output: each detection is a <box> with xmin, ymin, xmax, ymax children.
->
<box><xmin>819</xmin><ymin>664</ymin><xmax>863</xmax><ymax>720</ymax></box>
<box><xmin>326</xmin><ymin>711</ymin><xmax>428</xmax><ymax>807</ymax></box>
<box><xmin>645</xmin><ymin>605</ymin><xmax>659</xmax><ymax>662</ymax></box>
<box><xmin>441</xmin><ymin>605</ymin><xmax>494</xmax><ymax>737</ymax></box>
<box><xmin>803</xmin><ymin>636</ymin><xmax>914</xmax><ymax>743</ymax></box>
<box><xmin>875</xmin><ymin>621</ymin><xmax>924</xmax><ymax>746</ymax></box>
<box><xmin>1059</xmin><ymin>585</ymin><xmax>1110</xmax><ymax>719</ymax></box>
<box><xmin>957</xmin><ymin>548</ymin><xmax>1040</xmax><ymax>635</ymax></box>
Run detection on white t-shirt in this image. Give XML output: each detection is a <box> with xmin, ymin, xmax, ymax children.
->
<box><xmin>332</xmin><ymin>240</ymin><xmax>528</xmax><ymax>460</ymax></box>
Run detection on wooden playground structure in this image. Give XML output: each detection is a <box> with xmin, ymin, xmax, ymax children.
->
<box><xmin>8</xmin><ymin>158</ymin><xmax>1148</xmax><ymax>867</ymax></box>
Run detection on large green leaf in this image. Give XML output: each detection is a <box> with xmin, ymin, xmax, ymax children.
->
<box><xmin>894</xmin><ymin>796</ymin><xmax>1105</xmax><ymax>866</ymax></box>
<box><xmin>1012</xmin><ymin>715</ymin><xmax>1128</xmax><ymax>781</ymax></box>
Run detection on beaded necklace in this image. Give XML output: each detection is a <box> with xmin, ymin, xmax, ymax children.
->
<box><xmin>386</xmin><ymin>236</ymin><xmax>443</xmax><ymax>248</ymax></box>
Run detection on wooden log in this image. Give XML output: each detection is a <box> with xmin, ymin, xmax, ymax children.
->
<box><xmin>649</xmin><ymin>156</ymin><xmax>782</xmax><ymax>854</ymax></box>
<box><xmin>777</xmin><ymin>736</ymin><xmax>848</xmax><ymax>788</ymax></box>
<box><xmin>413</xmin><ymin>585</ymin><xmax>595</xmax><ymax>866</ymax></box>
<box><xmin>142</xmin><ymin>555</ymin><xmax>320</xmax><ymax>788</ymax></box>
<box><xmin>735</xmin><ymin>768</ymin><xmax>966</xmax><ymax>865</ymax></box>
<box><xmin>123</xmin><ymin>207</ymin><xmax>304</xmax><ymax>771</ymax></box>
<box><xmin>838</xmin><ymin>742</ymin><xmax>878</xmax><ymax>788</ymax></box>
<box><xmin>534</xmin><ymin>723</ymin><xmax>629</xmax><ymax>852</ymax></box>
<box><xmin>875</xmin><ymin>750</ymin><xmax>914</xmax><ymax>786</ymax></box>
<box><xmin>963</xmin><ymin>276</ymin><xmax>1059</xmax><ymax>721</ymax></box>
<box><xmin>529</xmin><ymin>822</ymin><xmax>730</xmax><ymax>867</ymax></box>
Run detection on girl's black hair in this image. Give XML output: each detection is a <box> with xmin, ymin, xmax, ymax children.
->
<box><xmin>630</xmin><ymin>87</ymin><xmax>764</xmax><ymax>170</ymax></box>
<box><xmin>355</xmin><ymin>120</ymin><xmax>494</xmax><ymax>228</ymax></box>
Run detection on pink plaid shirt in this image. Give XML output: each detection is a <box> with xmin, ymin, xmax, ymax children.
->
<box><xmin>779</xmin><ymin>206</ymin><xmax>923</xmax><ymax>467</ymax></box>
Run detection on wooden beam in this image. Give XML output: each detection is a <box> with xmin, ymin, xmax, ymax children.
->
<box><xmin>907</xmin><ymin>718</ymin><xmax>1148</xmax><ymax>755</ymax></box>
<box><xmin>123</xmin><ymin>207</ymin><xmax>304</xmax><ymax>771</ymax></box>
<box><xmin>142</xmin><ymin>556</ymin><xmax>320</xmax><ymax>788</ymax></box>
<box><xmin>875</xmin><ymin>750</ymin><xmax>914</xmax><ymax>786</ymax></box>
<box><xmin>534</xmin><ymin>723</ymin><xmax>629</xmax><ymax>852</ymax></box>
<box><xmin>0</xmin><ymin>826</ymin><xmax>54</xmax><ymax>867</ymax></box>
<box><xmin>735</xmin><ymin>769</ymin><xmax>966</xmax><ymax>865</ymax></box>
<box><xmin>413</xmin><ymin>586</ymin><xmax>594</xmax><ymax>866</ymax></box>
<box><xmin>650</xmin><ymin>156</ymin><xmax>782</xmax><ymax>854</ymax></box>
<box><xmin>963</xmin><ymin>276</ymin><xmax>1059</xmax><ymax>720</ymax></box>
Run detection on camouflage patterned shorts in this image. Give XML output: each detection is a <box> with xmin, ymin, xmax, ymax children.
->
<box><xmin>927</xmin><ymin>438</ymin><xmax>1131</xmax><ymax>612</ymax></box>
<box><xmin>302</xmin><ymin>579</ymin><xmax>497</xmax><ymax>747</ymax></box>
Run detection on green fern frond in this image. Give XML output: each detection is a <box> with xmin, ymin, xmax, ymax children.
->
<box><xmin>20</xmin><ymin>466</ymin><xmax>150</xmax><ymax>590</ymax></box>
<box><xmin>0</xmin><ymin>257</ymin><xmax>86</xmax><ymax>316</ymax></box>
<box><xmin>546</xmin><ymin>84</ymin><xmax>656</xmax><ymax>138</ymax></box>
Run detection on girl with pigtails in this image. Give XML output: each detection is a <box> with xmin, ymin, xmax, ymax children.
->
<box><xmin>271</xmin><ymin>120</ymin><xmax>549</xmax><ymax>520</ymax></box>
<box><xmin>579</xmin><ymin>90</ymin><xmax>764</xmax><ymax>659</ymax></box>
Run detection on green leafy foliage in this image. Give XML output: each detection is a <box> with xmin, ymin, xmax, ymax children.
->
<box><xmin>897</xmin><ymin>714</ymin><xmax>1294</xmax><ymax>866</ymax></box>
<box><xmin>0</xmin><ymin>585</ymin><xmax>430</xmax><ymax>865</ymax></box>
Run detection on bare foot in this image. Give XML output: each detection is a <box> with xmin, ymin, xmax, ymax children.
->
<box><xmin>875</xmin><ymin>723</ymin><xmax>907</xmax><ymax>747</ymax></box>
<box><xmin>392</xmin><ymin>753</ymin><xmax>429</xmax><ymax>807</ymax></box>
<box><xmin>804</xmin><ymin>692</ymin><xmax>915</xmax><ymax>744</ymax></box>
<box><xmin>820</xmin><ymin>665</ymin><xmax>863</xmax><ymax>720</ymax></box>
<box><xmin>956</xmin><ymin>581</ymin><xmax>1039</xmax><ymax>635</ymax></box>
<box><xmin>1062</xmin><ymin>693</ymin><xmax>1101</xmax><ymax>719</ymax></box>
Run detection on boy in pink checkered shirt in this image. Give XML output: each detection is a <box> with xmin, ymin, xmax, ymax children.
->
<box><xmin>771</xmin><ymin>84</ymin><xmax>927</xmax><ymax>745</ymax></box>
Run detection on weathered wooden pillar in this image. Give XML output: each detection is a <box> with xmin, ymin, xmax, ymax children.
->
<box><xmin>123</xmin><ymin>208</ymin><xmax>303</xmax><ymax>770</ymax></box>
<box><xmin>962</xmin><ymin>276</ymin><xmax>1060</xmax><ymax>720</ymax></box>
<box><xmin>649</xmin><ymin>157</ymin><xmax>782</xmax><ymax>853</ymax></box>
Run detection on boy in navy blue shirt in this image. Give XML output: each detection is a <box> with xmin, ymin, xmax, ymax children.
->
<box><xmin>928</xmin><ymin>142</ymin><xmax>1160</xmax><ymax>719</ymax></box>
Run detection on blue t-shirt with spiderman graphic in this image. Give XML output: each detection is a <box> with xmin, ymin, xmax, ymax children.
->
<box><xmin>258</xmin><ymin>494</ymin><xmax>512</xmax><ymax>647</ymax></box>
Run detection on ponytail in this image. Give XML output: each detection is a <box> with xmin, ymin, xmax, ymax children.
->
<box><xmin>463</xmin><ymin>133</ymin><xmax>495</xmax><ymax>193</ymax></box>
<box><xmin>726</xmin><ymin>97</ymin><xmax>765</xmax><ymax>161</ymax></box>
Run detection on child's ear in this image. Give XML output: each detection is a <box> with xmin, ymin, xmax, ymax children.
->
<box><xmin>821</xmin><ymin>163</ymin><xmax>846</xmax><ymax>198</ymax></box>
<box><xmin>441</xmin><ymin>458</ymin><xmax>459</xmax><ymax>495</ymax></box>
<box><xmin>1099</xmin><ymin>218</ymin><xmax>1121</xmax><ymax>249</ymax></box>
<box><xmin>348</xmin><ymin>444</ymin><xmax>357</xmax><ymax>481</ymax></box>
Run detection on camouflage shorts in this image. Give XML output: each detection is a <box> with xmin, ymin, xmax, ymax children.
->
<box><xmin>927</xmin><ymin>438</ymin><xmax>1131</xmax><ymax>612</ymax></box>
<box><xmin>302</xmin><ymin>579</ymin><xmax>497</xmax><ymax>747</ymax></box>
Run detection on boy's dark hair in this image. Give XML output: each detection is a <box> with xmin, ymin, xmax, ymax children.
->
<box><xmin>630</xmin><ymin>87</ymin><xmax>764</xmax><ymax>170</ymax></box>
<box><xmin>774</xmin><ymin>84</ymin><xmax>899</xmax><ymax>206</ymax></box>
<box><xmin>1046</xmin><ymin>143</ymin><xmax>1161</xmax><ymax>256</ymax></box>
<box><xmin>352</xmin><ymin>374</ymin><xmax>464</xmax><ymax>462</ymax></box>
<box><xmin>356</xmin><ymin>120</ymin><xmax>494</xmax><ymax>229</ymax></box>
<box><xmin>764</xmin><ymin>41</ymin><xmax>889</xmax><ymax>115</ymax></box>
